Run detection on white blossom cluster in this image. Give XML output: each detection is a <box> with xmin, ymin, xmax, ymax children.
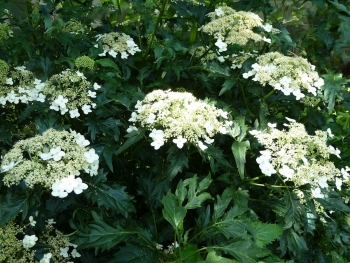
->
<box><xmin>201</xmin><ymin>6</ymin><xmax>273</xmax><ymax>53</ymax></box>
<box><xmin>43</xmin><ymin>69</ymin><xmax>101</xmax><ymax>118</ymax></box>
<box><xmin>127</xmin><ymin>90</ymin><xmax>231</xmax><ymax>150</ymax></box>
<box><xmin>1</xmin><ymin>129</ymin><xmax>99</xmax><ymax>198</ymax></box>
<box><xmin>0</xmin><ymin>66</ymin><xmax>46</xmax><ymax>106</ymax></box>
<box><xmin>242</xmin><ymin>52</ymin><xmax>325</xmax><ymax>100</ymax></box>
<box><xmin>250</xmin><ymin>118</ymin><xmax>348</xmax><ymax>200</ymax></box>
<box><xmin>94</xmin><ymin>32</ymin><xmax>141</xmax><ymax>59</ymax></box>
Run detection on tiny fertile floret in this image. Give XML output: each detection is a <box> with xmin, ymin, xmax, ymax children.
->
<box><xmin>128</xmin><ymin>90</ymin><xmax>231</xmax><ymax>150</ymax></box>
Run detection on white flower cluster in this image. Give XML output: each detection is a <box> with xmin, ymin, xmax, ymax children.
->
<box><xmin>0</xmin><ymin>67</ymin><xmax>46</xmax><ymax>106</ymax></box>
<box><xmin>1</xmin><ymin>129</ymin><xmax>99</xmax><ymax>198</ymax></box>
<box><xmin>127</xmin><ymin>90</ymin><xmax>231</xmax><ymax>150</ymax></box>
<box><xmin>250</xmin><ymin>118</ymin><xmax>348</xmax><ymax>200</ymax></box>
<box><xmin>202</xmin><ymin>6</ymin><xmax>273</xmax><ymax>52</ymax></box>
<box><xmin>43</xmin><ymin>69</ymin><xmax>101</xmax><ymax>117</ymax></box>
<box><xmin>95</xmin><ymin>32</ymin><xmax>141</xmax><ymax>59</ymax></box>
<box><xmin>243</xmin><ymin>52</ymin><xmax>324</xmax><ymax>100</ymax></box>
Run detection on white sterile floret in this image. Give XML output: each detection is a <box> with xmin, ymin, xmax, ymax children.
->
<box><xmin>50</xmin><ymin>146</ymin><xmax>65</xmax><ymax>161</ymax></box>
<box><xmin>128</xmin><ymin>90</ymin><xmax>231</xmax><ymax>150</ymax></box>
<box><xmin>29</xmin><ymin>216</ymin><xmax>36</xmax><ymax>226</ymax></box>
<box><xmin>242</xmin><ymin>52</ymin><xmax>324</xmax><ymax>100</ymax></box>
<box><xmin>109</xmin><ymin>50</ymin><xmax>118</xmax><ymax>58</ymax></box>
<box><xmin>84</xmin><ymin>149</ymin><xmax>99</xmax><ymax>163</ymax></box>
<box><xmin>146</xmin><ymin>113</ymin><xmax>156</xmax><ymax>124</ymax></box>
<box><xmin>1</xmin><ymin>161</ymin><xmax>18</xmax><ymax>172</ymax></box>
<box><xmin>40</xmin><ymin>253</ymin><xmax>52</xmax><ymax>263</ymax></box>
<box><xmin>341</xmin><ymin>168</ymin><xmax>349</xmax><ymax>180</ymax></box>
<box><xmin>215</xmin><ymin>39</ymin><xmax>227</xmax><ymax>53</ymax></box>
<box><xmin>311</xmin><ymin>187</ymin><xmax>324</xmax><ymax>198</ymax></box>
<box><xmin>6</xmin><ymin>78</ymin><xmax>13</xmax><ymax>85</ymax></box>
<box><xmin>126</xmin><ymin>125</ymin><xmax>138</xmax><ymax>133</ymax></box>
<box><xmin>328</xmin><ymin>145</ymin><xmax>341</xmax><ymax>158</ymax></box>
<box><xmin>327</xmin><ymin>128</ymin><xmax>334</xmax><ymax>138</ymax></box>
<box><xmin>71</xmin><ymin>248</ymin><xmax>81</xmax><ymax>258</ymax></box>
<box><xmin>173</xmin><ymin>136</ymin><xmax>187</xmax><ymax>149</ymax></box>
<box><xmin>51</xmin><ymin>179</ymin><xmax>68</xmax><ymax>198</ymax></box>
<box><xmin>197</xmin><ymin>141</ymin><xmax>208</xmax><ymax>151</ymax></box>
<box><xmin>279</xmin><ymin>165</ymin><xmax>294</xmax><ymax>180</ymax></box>
<box><xmin>23</xmin><ymin>234</ymin><xmax>38</xmax><ymax>249</ymax></box>
<box><xmin>75</xmin><ymin>133</ymin><xmax>90</xmax><ymax>147</ymax></box>
<box><xmin>60</xmin><ymin>247</ymin><xmax>69</xmax><ymax>258</ymax></box>
<box><xmin>129</xmin><ymin>112</ymin><xmax>138</xmax><ymax>122</ymax></box>
<box><xmin>262</xmin><ymin>23</ymin><xmax>273</xmax><ymax>32</ymax></box>
<box><xmin>93</xmin><ymin>82</ymin><xmax>101</xmax><ymax>90</ymax></box>
<box><xmin>87</xmin><ymin>90</ymin><xmax>96</xmax><ymax>98</ymax></box>
<box><xmin>69</xmin><ymin>108</ymin><xmax>80</xmax><ymax>118</ymax></box>
<box><xmin>215</xmin><ymin>7</ymin><xmax>224</xmax><ymax>17</ymax></box>
<box><xmin>82</xmin><ymin>104</ymin><xmax>92</xmax><ymax>114</ymax></box>
<box><xmin>335</xmin><ymin>177</ymin><xmax>342</xmax><ymax>190</ymax></box>
<box><xmin>262</xmin><ymin>36</ymin><xmax>271</xmax><ymax>43</ymax></box>
<box><xmin>149</xmin><ymin>129</ymin><xmax>165</xmax><ymax>150</ymax></box>
<box><xmin>73</xmin><ymin>177</ymin><xmax>88</xmax><ymax>194</ymax></box>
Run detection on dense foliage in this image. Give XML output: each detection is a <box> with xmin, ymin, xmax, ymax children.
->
<box><xmin>0</xmin><ymin>0</ymin><xmax>350</xmax><ymax>262</ymax></box>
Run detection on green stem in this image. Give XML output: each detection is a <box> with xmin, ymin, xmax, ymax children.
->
<box><xmin>263</xmin><ymin>89</ymin><xmax>276</xmax><ymax>101</ymax></box>
<box><xmin>239</xmin><ymin>81</ymin><xmax>252</xmax><ymax>115</ymax></box>
<box><xmin>248</xmin><ymin>182</ymin><xmax>293</xmax><ymax>188</ymax></box>
<box><xmin>144</xmin><ymin>0</ymin><xmax>168</xmax><ymax>58</ymax></box>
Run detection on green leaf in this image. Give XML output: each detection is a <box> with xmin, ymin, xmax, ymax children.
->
<box><xmin>199</xmin><ymin>251</ymin><xmax>233</xmax><ymax>263</ymax></box>
<box><xmin>179</xmin><ymin>175</ymin><xmax>213</xmax><ymax>209</ymax></box>
<box><xmin>219</xmin><ymin>79</ymin><xmax>237</xmax><ymax>96</ymax></box>
<box><xmin>102</xmin><ymin>144</ymin><xmax>116</xmax><ymax>172</ymax></box>
<box><xmin>96</xmin><ymin>58</ymin><xmax>122</xmax><ymax>76</ymax></box>
<box><xmin>85</xmin><ymin>182</ymin><xmax>136</xmax><ymax>218</ymax></box>
<box><xmin>0</xmin><ymin>189</ymin><xmax>31</xmax><ymax>226</ymax></box>
<box><xmin>212</xmin><ymin>241</ymin><xmax>268</xmax><ymax>263</ymax></box>
<box><xmin>115</xmin><ymin>128</ymin><xmax>145</xmax><ymax>156</ymax></box>
<box><xmin>280</xmin><ymin>229</ymin><xmax>308</xmax><ymax>257</ymax></box>
<box><xmin>322</xmin><ymin>72</ymin><xmax>349</xmax><ymax>113</ymax></box>
<box><xmin>162</xmin><ymin>193</ymin><xmax>187</xmax><ymax>231</ymax></box>
<box><xmin>185</xmin><ymin>192</ymin><xmax>212</xmax><ymax>209</ymax></box>
<box><xmin>231</xmin><ymin>140</ymin><xmax>250</xmax><ymax>179</ymax></box>
<box><xmin>181</xmin><ymin>244</ymin><xmax>203</xmax><ymax>263</ymax></box>
<box><xmin>108</xmin><ymin>243</ymin><xmax>159</xmax><ymax>263</ymax></box>
<box><xmin>164</xmin><ymin>146</ymin><xmax>189</xmax><ymax>180</ymax></box>
<box><xmin>212</xmin><ymin>188</ymin><xmax>233</xmax><ymax>222</ymax></box>
<box><xmin>71</xmin><ymin>211</ymin><xmax>130</xmax><ymax>252</ymax></box>
<box><xmin>251</xmin><ymin>222</ymin><xmax>283</xmax><ymax>248</ymax></box>
<box><xmin>284</xmin><ymin>190</ymin><xmax>305</xmax><ymax>228</ymax></box>
<box><xmin>328</xmin><ymin>0</ymin><xmax>350</xmax><ymax>14</ymax></box>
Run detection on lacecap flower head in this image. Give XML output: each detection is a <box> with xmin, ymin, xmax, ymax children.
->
<box><xmin>202</xmin><ymin>6</ymin><xmax>273</xmax><ymax>50</ymax></box>
<box><xmin>242</xmin><ymin>52</ymin><xmax>324</xmax><ymax>100</ymax></box>
<box><xmin>43</xmin><ymin>69</ymin><xmax>101</xmax><ymax>118</ymax></box>
<box><xmin>94</xmin><ymin>32</ymin><xmax>141</xmax><ymax>59</ymax></box>
<box><xmin>0</xmin><ymin>65</ymin><xmax>47</xmax><ymax>106</ymax></box>
<box><xmin>1</xmin><ymin>129</ymin><xmax>99</xmax><ymax>198</ymax></box>
<box><xmin>250</xmin><ymin>119</ymin><xmax>347</xmax><ymax>200</ymax></box>
<box><xmin>127</xmin><ymin>89</ymin><xmax>231</xmax><ymax>150</ymax></box>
